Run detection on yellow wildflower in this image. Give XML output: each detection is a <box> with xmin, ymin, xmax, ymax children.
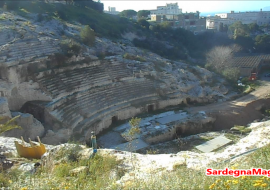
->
<box><xmin>232</xmin><ymin>180</ymin><xmax>239</xmax><ymax>184</ymax></box>
<box><xmin>253</xmin><ymin>183</ymin><xmax>261</xmax><ymax>187</ymax></box>
<box><xmin>261</xmin><ymin>183</ymin><xmax>267</xmax><ymax>187</ymax></box>
<box><xmin>241</xmin><ymin>176</ymin><xmax>247</xmax><ymax>179</ymax></box>
<box><xmin>64</xmin><ymin>187</ymin><xmax>69</xmax><ymax>190</ymax></box>
<box><xmin>215</xmin><ymin>179</ymin><xmax>221</xmax><ymax>183</ymax></box>
<box><xmin>209</xmin><ymin>183</ymin><xmax>216</xmax><ymax>189</ymax></box>
<box><xmin>21</xmin><ymin>187</ymin><xmax>28</xmax><ymax>190</ymax></box>
<box><xmin>255</xmin><ymin>180</ymin><xmax>263</xmax><ymax>183</ymax></box>
<box><xmin>8</xmin><ymin>180</ymin><xmax>12</xmax><ymax>183</ymax></box>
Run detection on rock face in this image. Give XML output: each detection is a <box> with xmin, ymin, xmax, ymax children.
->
<box><xmin>0</xmin><ymin>137</ymin><xmax>23</xmax><ymax>157</ymax></box>
<box><xmin>0</xmin><ymin>10</ymin><xmax>234</xmax><ymax>144</ymax></box>
<box><xmin>2</xmin><ymin>112</ymin><xmax>45</xmax><ymax>140</ymax></box>
<box><xmin>41</xmin><ymin>129</ymin><xmax>71</xmax><ymax>145</ymax></box>
<box><xmin>0</xmin><ymin>97</ymin><xmax>11</xmax><ymax>118</ymax></box>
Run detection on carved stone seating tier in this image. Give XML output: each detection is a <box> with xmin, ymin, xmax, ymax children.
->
<box><xmin>37</xmin><ymin>65</ymin><xmax>111</xmax><ymax>98</ymax></box>
<box><xmin>105</xmin><ymin>63</ymin><xmax>132</xmax><ymax>79</ymax></box>
<box><xmin>50</xmin><ymin>79</ymin><xmax>158</xmax><ymax>130</ymax></box>
<box><xmin>0</xmin><ymin>39</ymin><xmax>59</xmax><ymax>64</ymax></box>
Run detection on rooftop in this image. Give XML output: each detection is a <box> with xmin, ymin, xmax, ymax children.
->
<box><xmin>227</xmin><ymin>54</ymin><xmax>270</xmax><ymax>68</ymax></box>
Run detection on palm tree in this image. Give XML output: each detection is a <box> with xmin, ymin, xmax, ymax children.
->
<box><xmin>0</xmin><ymin>115</ymin><xmax>22</xmax><ymax>134</ymax></box>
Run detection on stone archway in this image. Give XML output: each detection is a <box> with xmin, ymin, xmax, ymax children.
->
<box><xmin>111</xmin><ymin>116</ymin><xmax>118</xmax><ymax>124</ymax></box>
<box><xmin>147</xmin><ymin>104</ymin><xmax>154</xmax><ymax>112</ymax></box>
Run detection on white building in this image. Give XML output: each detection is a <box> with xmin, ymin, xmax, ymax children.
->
<box><xmin>206</xmin><ymin>16</ymin><xmax>233</xmax><ymax>30</ymax></box>
<box><xmin>104</xmin><ymin>6</ymin><xmax>119</xmax><ymax>15</ymax></box>
<box><xmin>215</xmin><ymin>9</ymin><xmax>270</xmax><ymax>26</ymax></box>
<box><xmin>150</xmin><ymin>3</ymin><xmax>182</xmax><ymax>15</ymax></box>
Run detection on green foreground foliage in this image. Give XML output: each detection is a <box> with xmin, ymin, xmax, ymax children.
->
<box><xmin>0</xmin><ymin>115</ymin><xmax>21</xmax><ymax>135</ymax></box>
<box><xmin>3</xmin><ymin>147</ymin><xmax>124</xmax><ymax>190</ymax></box>
<box><xmin>119</xmin><ymin>144</ymin><xmax>270</xmax><ymax>190</ymax></box>
<box><xmin>1</xmin><ymin>116</ymin><xmax>270</xmax><ymax>190</ymax></box>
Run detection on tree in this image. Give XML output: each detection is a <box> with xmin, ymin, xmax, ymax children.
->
<box><xmin>229</xmin><ymin>21</ymin><xmax>244</xmax><ymax>33</ymax></box>
<box><xmin>222</xmin><ymin>67</ymin><xmax>240</xmax><ymax>82</ymax></box>
<box><xmin>0</xmin><ymin>115</ymin><xmax>21</xmax><ymax>135</ymax></box>
<box><xmin>80</xmin><ymin>25</ymin><xmax>95</xmax><ymax>46</ymax></box>
<box><xmin>137</xmin><ymin>18</ymin><xmax>150</xmax><ymax>29</ymax></box>
<box><xmin>229</xmin><ymin>21</ymin><xmax>250</xmax><ymax>39</ymax></box>
<box><xmin>73</xmin><ymin>0</ymin><xmax>104</xmax><ymax>12</ymax></box>
<box><xmin>235</xmin><ymin>35</ymin><xmax>254</xmax><ymax>50</ymax></box>
<box><xmin>158</xmin><ymin>21</ymin><xmax>173</xmax><ymax>30</ymax></box>
<box><xmin>223</xmin><ymin>24</ymin><xmax>228</xmax><ymax>33</ymax></box>
<box><xmin>137</xmin><ymin>10</ymin><xmax>150</xmax><ymax>18</ymax></box>
<box><xmin>206</xmin><ymin>45</ymin><xmax>241</xmax><ymax>71</ymax></box>
<box><xmin>248</xmin><ymin>23</ymin><xmax>259</xmax><ymax>33</ymax></box>
<box><xmin>255</xmin><ymin>34</ymin><xmax>270</xmax><ymax>53</ymax></box>
<box><xmin>219</xmin><ymin>22</ymin><xmax>224</xmax><ymax>32</ymax></box>
<box><xmin>120</xmin><ymin>10</ymin><xmax>137</xmax><ymax>18</ymax></box>
<box><xmin>123</xmin><ymin>117</ymin><xmax>141</xmax><ymax>142</ymax></box>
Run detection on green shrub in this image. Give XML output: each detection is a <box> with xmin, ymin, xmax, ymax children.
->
<box><xmin>60</xmin><ymin>39</ymin><xmax>81</xmax><ymax>57</ymax></box>
<box><xmin>265</xmin><ymin>109</ymin><xmax>270</xmax><ymax>116</ymax></box>
<box><xmin>222</xmin><ymin>67</ymin><xmax>240</xmax><ymax>82</ymax></box>
<box><xmin>123</xmin><ymin>53</ymin><xmax>146</xmax><ymax>62</ymax></box>
<box><xmin>80</xmin><ymin>25</ymin><xmax>95</xmax><ymax>46</ymax></box>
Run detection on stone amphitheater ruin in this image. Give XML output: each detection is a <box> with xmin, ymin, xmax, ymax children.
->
<box><xmin>0</xmin><ymin>11</ymin><xmax>233</xmax><ymax>146</ymax></box>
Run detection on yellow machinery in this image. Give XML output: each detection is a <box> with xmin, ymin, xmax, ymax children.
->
<box><xmin>15</xmin><ymin>136</ymin><xmax>46</xmax><ymax>159</ymax></box>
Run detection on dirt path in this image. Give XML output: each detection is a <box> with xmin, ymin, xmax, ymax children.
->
<box><xmin>185</xmin><ymin>81</ymin><xmax>270</xmax><ymax>130</ymax></box>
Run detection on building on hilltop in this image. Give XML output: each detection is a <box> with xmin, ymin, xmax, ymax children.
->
<box><xmin>206</xmin><ymin>16</ymin><xmax>233</xmax><ymax>31</ymax></box>
<box><xmin>208</xmin><ymin>9</ymin><xmax>270</xmax><ymax>31</ymax></box>
<box><xmin>151</xmin><ymin>11</ymin><xmax>206</xmax><ymax>34</ymax></box>
<box><xmin>104</xmin><ymin>6</ymin><xmax>119</xmax><ymax>15</ymax></box>
<box><xmin>150</xmin><ymin>3</ymin><xmax>182</xmax><ymax>15</ymax></box>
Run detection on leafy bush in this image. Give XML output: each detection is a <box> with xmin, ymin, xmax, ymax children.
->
<box><xmin>80</xmin><ymin>25</ymin><xmax>95</xmax><ymax>46</ymax></box>
<box><xmin>60</xmin><ymin>39</ymin><xmax>81</xmax><ymax>57</ymax></box>
<box><xmin>222</xmin><ymin>67</ymin><xmax>240</xmax><ymax>82</ymax></box>
<box><xmin>123</xmin><ymin>53</ymin><xmax>146</xmax><ymax>62</ymax></box>
<box><xmin>0</xmin><ymin>115</ymin><xmax>21</xmax><ymax>134</ymax></box>
<box><xmin>264</xmin><ymin>109</ymin><xmax>270</xmax><ymax>116</ymax></box>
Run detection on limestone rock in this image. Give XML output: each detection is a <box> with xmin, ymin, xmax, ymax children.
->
<box><xmin>2</xmin><ymin>112</ymin><xmax>45</xmax><ymax>140</ymax></box>
<box><xmin>0</xmin><ymin>97</ymin><xmax>11</xmax><ymax>118</ymax></box>
<box><xmin>78</xmin><ymin>148</ymin><xmax>92</xmax><ymax>160</ymax></box>
<box><xmin>69</xmin><ymin>166</ymin><xmax>88</xmax><ymax>174</ymax></box>
<box><xmin>41</xmin><ymin>129</ymin><xmax>71</xmax><ymax>145</ymax></box>
<box><xmin>0</xmin><ymin>137</ymin><xmax>20</xmax><ymax>157</ymax></box>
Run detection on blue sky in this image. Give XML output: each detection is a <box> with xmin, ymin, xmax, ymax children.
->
<box><xmin>101</xmin><ymin>1</ymin><xmax>270</xmax><ymax>15</ymax></box>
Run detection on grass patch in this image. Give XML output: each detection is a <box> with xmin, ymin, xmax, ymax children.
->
<box><xmin>123</xmin><ymin>53</ymin><xmax>146</xmax><ymax>62</ymax></box>
<box><xmin>230</xmin><ymin>125</ymin><xmax>252</xmax><ymax>134</ymax></box>
<box><xmin>5</xmin><ymin>145</ymin><xmax>124</xmax><ymax>190</ymax></box>
<box><xmin>115</xmin><ymin>144</ymin><xmax>270</xmax><ymax>190</ymax></box>
<box><xmin>240</xmin><ymin>78</ymin><xmax>262</xmax><ymax>94</ymax></box>
<box><xmin>224</xmin><ymin>133</ymin><xmax>242</xmax><ymax>143</ymax></box>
